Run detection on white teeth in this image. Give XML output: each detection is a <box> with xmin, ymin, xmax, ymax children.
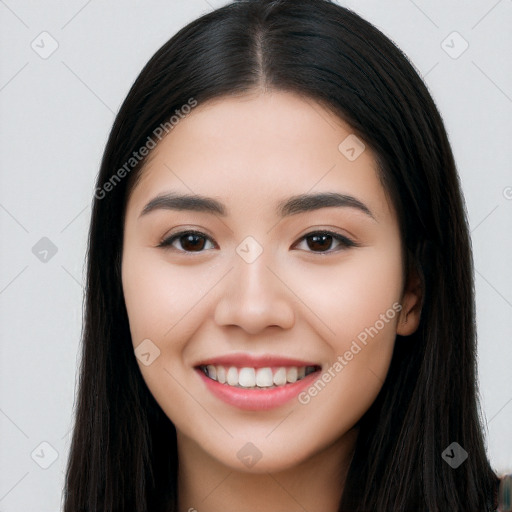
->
<box><xmin>256</xmin><ymin>367</ymin><xmax>273</xmax><ymax>387</ymax></box>
<box><xmin>238</xmin><ymin>367</ymin><xmax>256</xmax><ymax>387</ymax></box>
<box><xmin>226</xmin><ymin>366</ymin><xmax>238</xmax><ymax>386</ymax></box>
<box><xmin>286</xmin><ymin>367</ymin><xmax>298</xmax><ymax>383</ymax></box>
<box><xmin>200</xmin><ymin>364</ymin><xmax>318</xmax><ymax>388</ymax></box>
<box><xmin>216</xmin><ymin>365</ymin><xmax>226</xmax><ymax>384</ymax></box>
<box><xmin>273</xmin><ymin>367</ymin><xmax>287</xmax><ymax>386</ymax></box>
<box><xmin>206</xmin><ymin>365</ymin><xmax>216</xmax><ymax>380</ymax></box>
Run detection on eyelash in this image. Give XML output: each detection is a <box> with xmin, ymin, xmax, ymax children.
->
<box><xmin>157</xmin><ymin>229</ymin><xmax>358</xmax><ymax>254</ymax></box>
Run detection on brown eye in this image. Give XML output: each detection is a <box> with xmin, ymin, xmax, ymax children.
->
<box><xmin>158</xmin><ymin>229</ymin><xmax>356</xmax><ymax>254</ymax></box>
<box><xmin>306</xmin><ymin>233</ymin><xmax>334</xmax><ymax>252</ymax></box>
<box><xmin>294</xmin><ymin>231</ymin><xmax>356</xmax><ymax>253</ymax></box>
<box><xmin>158</xmin><ymin>231</ymin><xmax>215</xmax><ymax>252</ymax></box>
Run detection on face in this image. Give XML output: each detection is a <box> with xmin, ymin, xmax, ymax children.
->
<box><xmin>121</xmin><ymin>90</ymin><xmax>421</xmax><ymax>473</ymax></box>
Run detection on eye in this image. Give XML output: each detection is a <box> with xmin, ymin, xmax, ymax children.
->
<box><xmin>157</xmin><ymin>229</ymin><xmax>357</xmax><ymax>254</ymax></box>
<box><xmin>157</xmin><ymin>230</ymin><xmax>216</xmax><ymax>252</ymax></box>
<box><xmin>293</xmin><ymin>230</ymin><xmax>357</xmax><ymax>253</ymax></box>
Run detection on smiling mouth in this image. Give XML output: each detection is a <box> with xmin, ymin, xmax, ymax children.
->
<box><xmin>197</xmin><ymin>364</ymin><xmax>321</xmax><ymax>389</ymax></box>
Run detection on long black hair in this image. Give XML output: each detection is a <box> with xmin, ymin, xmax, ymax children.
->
<box><xmin>63</xmin><ymin>0</ymin><xmax>500</xmax><ymax>510</ymax></box>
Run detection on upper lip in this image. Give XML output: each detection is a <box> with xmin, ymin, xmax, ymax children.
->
<box><xmin>194</xmin><ymin>353</ymin><xmax>320</xmax><ymax>369</ymax></box>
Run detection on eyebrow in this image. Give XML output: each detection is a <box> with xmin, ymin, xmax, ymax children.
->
<box><xmin>138</xmin><ymin>191</ymin><xmax>376</xmax><ymax>220</ymax></box>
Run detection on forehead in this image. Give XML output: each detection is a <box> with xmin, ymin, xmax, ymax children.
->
<box><xmin>126</xmin><ymin>91</ymin><xmax>394</xmax><ymax>223</ymax></box>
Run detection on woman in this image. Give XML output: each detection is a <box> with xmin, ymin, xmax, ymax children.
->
<box><xmin>63</xmin><ymin>0</ymin><xmax>507</xmax><ymax>510</ymax></box>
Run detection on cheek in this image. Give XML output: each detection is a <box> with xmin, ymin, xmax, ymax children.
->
<box><xmin>292</xmin><ymin>245</ymin><xmax>403</xmax><ymax>427</ymax></box>
<box><xmin>287</xmin><ymin>243</ymin><xmax>403</xmax><ymax>408</ymax></box>
<box><xmin>121</xmin><ymin>250</ymin><xmax>213</xmax><ymax>428</ymax></box>
<box><xmin>287</xmin><ymin>245</ymin><xmax>404</xmax><ymax>344</ymax></box>
<box><xmin>122</xmin><ymin>250</ymin><xmax>216</xmax><ymax>346</ymax></box>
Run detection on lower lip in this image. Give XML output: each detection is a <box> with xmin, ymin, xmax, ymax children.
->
<box><xmin>196</xmin><ymin>368</ymin><xmax>320</xmax><ymax>411</ymax></box>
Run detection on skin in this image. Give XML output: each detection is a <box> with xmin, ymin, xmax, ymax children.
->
<box><xmin>121</xmin><ymin>90</ymin><xmax>422</xmax><ymax>511</ymax></box>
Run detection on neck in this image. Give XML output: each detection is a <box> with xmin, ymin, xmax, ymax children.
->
<box><xmin>176</xmin><ymin>427</ymin><xmax>358</xmax><ymax>512</ymax></box>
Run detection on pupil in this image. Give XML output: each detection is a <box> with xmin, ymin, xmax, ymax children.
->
<box><xmin>182</xmin><ymin>234</ymin><xmax>205</xmax><ymax>251</ymax></box>
<box><xmin>308</xmin><ymin>234</ymin><xmax>331</xmax><ymax>252</ymax></box>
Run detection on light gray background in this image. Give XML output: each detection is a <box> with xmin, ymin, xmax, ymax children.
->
<box><xmin>1</xmin><ymin>1</ymin><xmax>511</xmax><ymax>510</ymax></box>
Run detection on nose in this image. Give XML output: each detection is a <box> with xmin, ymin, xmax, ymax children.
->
<box><xmin>213</xmin><ymin>247</ymin><xmax>295</xmax><ymax>335</ymax></box>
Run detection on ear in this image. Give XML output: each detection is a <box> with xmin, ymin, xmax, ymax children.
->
<box><xmin>396</xmin><ymin>265</ymin><xmax>423</xmax><ymax>336</ymax></box>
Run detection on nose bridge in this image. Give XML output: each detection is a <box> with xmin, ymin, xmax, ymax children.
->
<box><xmin>236</xmin><ymin>246</ymin><xmax>275</xmax><ymax>302</ymax></box>
<box><xmin>213</xmin><ymin>237</ymin><xmax>295</xmax><ymax>333</ymax></box>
